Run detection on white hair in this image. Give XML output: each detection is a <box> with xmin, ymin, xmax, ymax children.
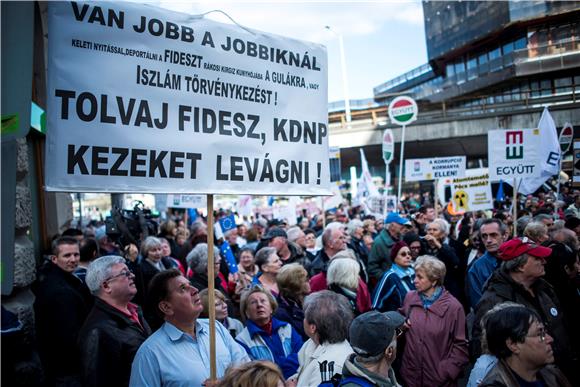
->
<box><xmin>85</xmin><ymin>255</ymin><xmax>126</xmax><ymax>295</ymax></box>
<box><xmin>327</xmin><ymin>258</ymin><xmax>359</xmax><ymax>290</ymax></box>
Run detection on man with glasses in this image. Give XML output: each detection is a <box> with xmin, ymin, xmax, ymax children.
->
<box><xmin>472</xmin><ymin>238</ymin><xmax>574</xmax><ymax>382</ymax></box>
<box><xmin>78</xmin><ymin>255</ymin><xmax>151</xmax><ymax>387</ymax></box>
<box><xmin>479</xmin><ymin>306</ymin><xmax>571</xmax><ymax>386</ymax></box>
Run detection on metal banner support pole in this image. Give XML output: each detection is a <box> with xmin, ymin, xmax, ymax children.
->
<box><xmin>396</xmin><ymin>125</ymin><xmax>407</xmax><ymax>211</ymax></box>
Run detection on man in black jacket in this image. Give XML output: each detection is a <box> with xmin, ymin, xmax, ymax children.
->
<box><xmin>79</xmin><ymin>255</ymin><xmax>151</xmax><ymax>387</ymax></box>
<box><xmin>33</xmin><ymin>236</ymin><xmax>93</xmax><ymax>386</ymax></box>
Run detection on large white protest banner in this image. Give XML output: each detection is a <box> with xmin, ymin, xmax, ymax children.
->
<box><xmin>488</xmin><ymin>129</ymin><xmax>541</xmax><ymax>180</ymax></box>
<box><xmin>404</xmin><ymin>156</ymin><xmax>466</xmax><ymax>182</ymax></box>
<box><xmin>46</xmin><ymin>2</ymin><xmax>329</xmax><ymax>195</ymax></box>
<box><xmin>450</xmin><ymin>169</ymin><xmax>493</xmax><ymax>212</ymax></box>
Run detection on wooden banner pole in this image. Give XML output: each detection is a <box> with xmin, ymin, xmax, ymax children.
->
<box><xmin>206</xmin><ymin>194</ymin><xmax>216</xmax><ymax>381</ymax></box>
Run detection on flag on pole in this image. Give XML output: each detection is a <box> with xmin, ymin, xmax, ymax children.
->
<box><xmin>218</xmin><ymin>214</ymin><xmax>236</xmax><ymax>234</ymax></box>
<box><xmin>355</xmin><ymin>149</ymin><xmax>379</xmax><ymax>206</ymax></box>
<box><xmin>518</xmin><ymin>107</ymin><xmax>560</xmax><ymax>195</ymax></box>
<box><xmin>219</xmin><ymin>241</ymin><xmax>238</xmax><ymax>274</ymax></box>
<box><xmin>496</xmin><ymin>180</ymin><xmax>505</xmax><ymax>202</ymax></box>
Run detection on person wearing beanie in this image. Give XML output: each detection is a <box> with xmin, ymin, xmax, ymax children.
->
<box><xmin>371</xmin><ymin>241</ymin><xmax>416</xmax><ymax>312</ymax></box>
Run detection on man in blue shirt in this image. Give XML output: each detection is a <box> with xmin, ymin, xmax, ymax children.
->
<box><xmin>467</xmin><ymin>219</ymin><xmax>508</xmax><ymax>309</ymax></box>
<box><xmin>130</xmin><ymin>269</ymin><xmax>250</xmax><ymax>386</ymax></box>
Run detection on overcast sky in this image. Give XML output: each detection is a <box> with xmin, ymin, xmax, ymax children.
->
<box><xmin>151</xmin><ymin>1</ymin><xmax>428</xmax><ymax>104</ymax></box>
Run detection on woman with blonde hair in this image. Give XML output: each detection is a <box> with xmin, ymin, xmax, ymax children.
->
<box><xmin>199</xmin><ymin>288</ymin><xmax>244</xmax><ymax>338</ymax></box>
<box><xmin>217</xmin><ymin>360</ymin><xmax>284</xmax><ymax>387</ymax></box>
<box><xmin>274</xmin><ymin>263</ymin><xmax>310</xmax><ymax>340</ymax></box>
<box><xmin>399</xmin><ymin>255</ymin><xmax>468</xmax><ymax>387</ymax></box>
<box><xmin>236</xmin><ymin>286</ymin><xmax>303</xmax><ymax>379</ymax></box>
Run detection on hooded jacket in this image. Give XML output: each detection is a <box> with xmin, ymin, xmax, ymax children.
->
<box><xmin>340</xmin><ymin>353</ymin><xmax>400</xmax><ymax>387</ymax></box>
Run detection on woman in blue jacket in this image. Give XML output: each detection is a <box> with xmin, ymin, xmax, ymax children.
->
<box><xmin>236</xmin><ymin>285</ymin><xmax>303</xmax><ymax>379</ymax></box>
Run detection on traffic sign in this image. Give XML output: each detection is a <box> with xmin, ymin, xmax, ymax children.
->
<box><xmin>388</xmin><ymin>96</ymin><xmax>418</xmax><ymax>126</ymax></box>
<box><xmin>382</xmin><ymin>129</ymin><xmax>394</xmax><ymax>164</ymax></box>
<box><xmin>559</xmin><ymin>122</ymin><xmax>573</xmax><ymax>154</ymax></box>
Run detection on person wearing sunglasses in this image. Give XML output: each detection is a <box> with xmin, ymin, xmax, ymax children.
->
<box><xmin>472</xmin><ymin>237</ymin><xmax>576</xmax><ymax>384</ymax></box>
<box><xmin>371</xmin><ymin>241</ymin><xmax>415</xmax><ymax>313</ymax></box>
<box><xmin>79</xmin><ymin>255</ymin><xmax>151</xmax><ymax>387</ymax></box>
<box><xmin>479</xmin><ymin>306</ymin><xmax>571</xmax><ymax>387</ymax></box>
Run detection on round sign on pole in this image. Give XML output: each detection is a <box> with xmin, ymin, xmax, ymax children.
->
<box><xmin>559</xmin><ymin>122</ymin><xmax>573</xmax><ymax>154</ymax></box>
<box><xmin>388</xmin><ymin>96</ymin><xmax>418</xmax><ymax>126</ymax></box>
<box><xmin>382</xmin><ymin>129</ymin><xmax>394</xmax><ymax>164</ymax></box>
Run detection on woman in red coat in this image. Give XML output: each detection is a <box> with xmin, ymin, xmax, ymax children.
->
<box><xmin>399</xmin><ymin>255</ymin><xmax>468</xmax><ymax>387</ymax></box>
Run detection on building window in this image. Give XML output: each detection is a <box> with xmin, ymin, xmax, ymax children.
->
<box><xmin>446</xmin><ymin>63</ymin><xmax>455</xmax><ymax>77</ymax></box>
<box><xmin>555</xmin><ymin>77</ymin><xmax>572</xmax><ymax>94</ymax></box>
<box><xmin>489</xmin><ymin>47</ymin><xmax>502</xmax><ymax>72</ymax></box>
<box><xmin>514</xmin><ymin>37</ymin><xmax>527</xmax><ymax>50</ymax></box>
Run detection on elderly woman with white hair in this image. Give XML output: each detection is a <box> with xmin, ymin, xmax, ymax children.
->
<box><xmin>326</xmin><ymin>254</ymin><xmax>369</xmax><ymax>316</ymax></box>
<box><xmin>399</xmin><ymin>255</ymin><xmax>468</xmax><ymax>387</ymax></box>
<box><xmin>423</xmin><ymin>218</ymin><xmax>463</xmax><ymax>303</ymax></box>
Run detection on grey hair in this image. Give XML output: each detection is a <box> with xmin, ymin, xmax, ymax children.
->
<box><xmin>428</xmin><ymin>218</ymin><xmax>450</xmax><ymax>236</ymax></box>
<box><xmin>502</xmin><ymin>254</ymin><xmax>529</xmax><ymax>273</ymax></box>
<box><xmin>523</xmin><ymin>222</ymin><xmax>548</xmax><ymax>242</ymax></box>
<box><xmin>327</xmin><ymin>258</ymin><xmax>359</xmax><ymax>290</ymax></box>
<box><xmin>254</xmin><ymin>247</ymin><xmax>277</xmax><ymax>271</ymax></box>
<box><xmin>186</xmin><ymin>243</ymin><xmax>219</xmax><ymax>275</ymax></box>
<box><xmin>286</xmin><ymin>226</ymin><xmax>303</xmax><ymax>243</ymax></box>
<box><xmin>303</xmin><ymin>290</ymin><xmax>353</xmax><ymax>344</ymax></box>
<box><xmin>141</xmin><ymin>236</ymin><xmax>162</xmax><ymax>259</ymax></box>
<box><xmin>347</xmin><ymin>219</ymin><xmax>364</xmax><ymax>237</ymax></box>
<box><xmin>322</xmin><ymin>222</ymin><xmax>345</xmax><ymax>248</ymax></box>
<box><xmin>331</xmin><ymin>248</ymin><xmax>357</xmax><ymax>261</ymax></box>
<box><xmin>190</xmin><ymin>221</ymin><xmax>207</xmax><ymax>237</ymax></box>
<box><xmin>415</xmin><ymin>255</ymin><xmax>446</xmax><ymax>286</ymax></box>
<box><xmin>533</xmin><ymin>214</ymin><xmax>553</xmax><ymax>223</ymax></box>
<box><xmin>516</xmin><ymin>216</ymin><xmax>531</xmax><ymax>237</ymax></box>
<box><xmin>85</xmin><ymin>255</ymin><xmax>126</xmax><ymax>295</ymax></box>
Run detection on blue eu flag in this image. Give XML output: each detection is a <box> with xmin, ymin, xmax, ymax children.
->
<box><xmin>218</xmin><ymin>214</ymin><xmax>236</xmax><ymax>233</ymax></box>
<box><xmin>220</xmin><ymin>241</ymin><xmax>238</xmax><ymax>274</ymax></box>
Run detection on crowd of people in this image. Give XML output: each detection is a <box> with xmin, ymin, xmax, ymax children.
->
<box><xmin>29</xmin><ymin>186</ymin><xmax>580</xmax><ymax>386</ymax></box>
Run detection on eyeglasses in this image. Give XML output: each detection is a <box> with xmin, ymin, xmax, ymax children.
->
<box><xmin>399</xmin><ymin>251</ymin><xmax>410</xmax><ymax>257</ymax></box>
<box><xmin>395</xmin><ymin>328</ymin><xmax>404</xmax><ymax>338</ymax></box>
<box><xmin>104</xmin><ymin>269</ymin><xmax>133</xmax><ymax>282</ymax></box>
<box><xmin>526</xmin><ymin>327</ymin><xmax>548</xmax><ymax>342</ymax></box>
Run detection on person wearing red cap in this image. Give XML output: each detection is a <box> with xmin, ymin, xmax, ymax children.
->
<box><xmin>471</xmin><ymin>238</ymin><xmax>574</xmax><ymax>382</ymax></box>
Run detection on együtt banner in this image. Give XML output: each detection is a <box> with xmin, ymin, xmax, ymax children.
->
<box><xmin>45</xmin><ymin>1</ymin><xmax>330</xmax><ymax>195</ymax></box>
<box><xmin>488</xmin><ymin>128</ymin><xmax>541</xmax><ymax>180</ymax></box>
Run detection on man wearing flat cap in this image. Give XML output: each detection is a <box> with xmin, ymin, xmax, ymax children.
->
<box><xmin>340</xmin><ymin>310</ymin><xmax>405</xmax><ymax>386</ymax></box>
<box><xmin>471</xmin><ymin>238</ymin><xmax>574</xmax><ymax>381</ymax></box>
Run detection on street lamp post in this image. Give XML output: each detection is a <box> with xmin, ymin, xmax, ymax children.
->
<box><xmin>325</xmin><ymin>26</ymin><xmax>351</xmax><ymax>124</ymax></box>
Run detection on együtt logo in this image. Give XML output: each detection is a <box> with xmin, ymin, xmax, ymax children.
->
<box><xmin>505</xmin><ymin>131</ymin><xmax>523</xmax><ymax>159</ymax></box>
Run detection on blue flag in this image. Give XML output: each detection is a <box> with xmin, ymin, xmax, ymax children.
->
<box><xmin>267</xmin><ymin>196</ymin><xmax>275</xmax><ymax>206</ymax></box>
<box><xmin>496</xmin><ymin>180</ymin><xmax>505</xmax><ymax>202</ymax></box>
<box><xmin>218</xmin><ymin>214</ymin><xmax>236</xmax><ymax>233</ymax></box>
<box><xmin>220</xmin><ymin>241</ymin><xmax>238</xmax><ymax>274</ymax></box>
